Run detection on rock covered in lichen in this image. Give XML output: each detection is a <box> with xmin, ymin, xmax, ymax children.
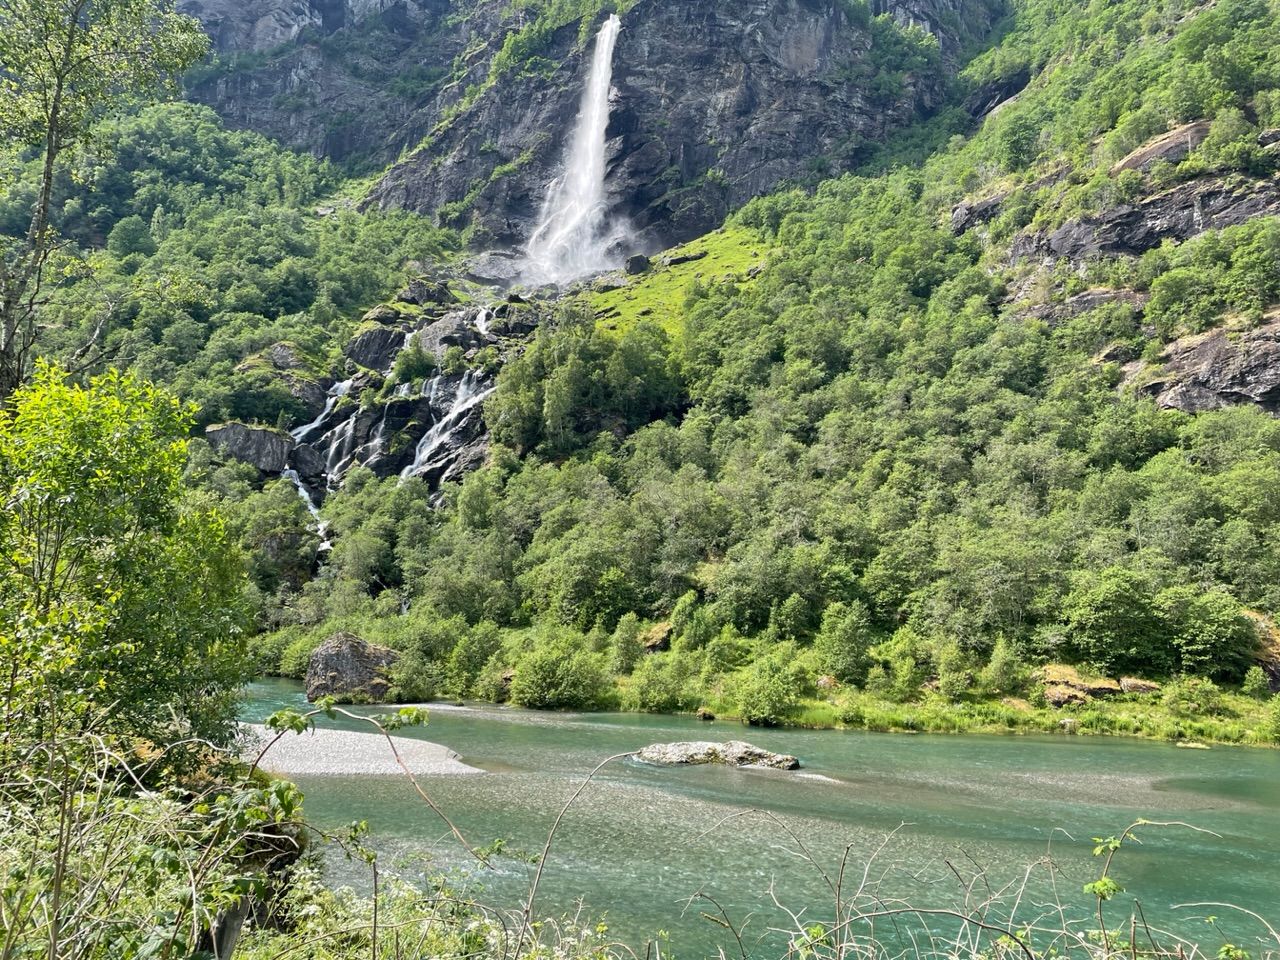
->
<box><xmin>636</xmin><ymin>740</ymin><xmax>799</xmax><ymax>770</ymax></box>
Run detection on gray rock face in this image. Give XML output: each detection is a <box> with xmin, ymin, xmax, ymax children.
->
<box><xmin>636</xmin><ymin>740</ymin><xmax>800</xmax><ymax>770</ymax></box>
<box><xmin>344</xmin><ymin>324</ymin><xmax>408</xmax><ymax>371</ymax></box>
<box><xmin>1110</xmin><ymin>120</ymin><xmax>1212</xmax><ymax>175</ymax></box>
<box><xmin>1013</xmin><ymin>175</ymin><xmax>1280</xmax><ymax>261</ymax></box>
<box><xmin>1145</xmin><ymin>320</ymin><xmax>1280</xmax><ymax>414</ymax></box>
<box><xmin>305</xmin><ymin>632</ymin><xmax>400</xmax><ymax>703</ymax></box>
<box><xmin>205</xmin><ymin>422</ymin><xmax>294</xmax><ymax>472</ymax></box>
<box><xmin>366</xmin><ymin>0</ymin><xmax>999</xmax><ymax>254</ymax></box>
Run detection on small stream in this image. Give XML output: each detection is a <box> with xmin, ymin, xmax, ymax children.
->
<box><xmin>244</xmin><ymin>679</ymin><xmax>1280</xmax><ymax>957</ymax></box>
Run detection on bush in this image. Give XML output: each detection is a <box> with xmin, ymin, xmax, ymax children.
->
<box><xmin>509</xmin><ymin>632</ymin><xmax>610</xmax><ymax>710</ymax></box>
<box><xmin>1242</xmin><ymin>666</ymin><xmax>1272</xmax><ymax>700</ymax></box>
<box><xmin>1266</xmin><ymin>697</ymin><xmax>1280</xmax><ymax>743</ymax></box>
<box><xmin>979</xmin><ymin>637</ymin><xmax>1027</xmax><ymax>696</ymax></box>
<box><xmin>734</xmin><ymin>644</ymin><xmax>806</xmax><ymax>725</ymax></box>
<box><xmin>813</xmin><ymin>601</ymin><xmax>873</xmax><ymax>685</ymax></box>
<box><xmin>609</xmin><ymin>612</ymin><xmax>644</xmax><ymax>674</ymax></box>
<box><xmin>1161</xmin><ymin>676</ymin><xmax>1223</xmax><ymax>718</ymax></box>
<box><xmin>624</xmin><ymin>653</ymin><xmax>691</xmax><ymax>712</ymax></box>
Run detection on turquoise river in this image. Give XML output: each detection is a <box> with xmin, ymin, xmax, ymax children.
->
<box><xmin>245</xmin><ymin>679</ymin><xmax>1280</xmax><ymax>957</ymax></box>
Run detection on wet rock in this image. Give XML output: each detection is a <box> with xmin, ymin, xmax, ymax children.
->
<box><xmin>1110</xmin><ymin>120</ymin><xmax>1212</xmax><ymax>175</ymax></box>
<box><xmin>205</xmin><ymin>422</ymin><xmax>294</xmax><ymax>473</ymax></box>
<box><xmin>1259</xmin><ymin>129</ymin><xmax>1280</xmax><ymax>148</ymax></box>
<box><xmin>625</xmin><ymin>254</ymin><xmax>651</xmax><ymax>275</ymax></box>
<box><xmin>637</xmin><ymin>740</ymin><xmax>799</xmax><ymax>770</ymax></box>
<box><xmin>291</xmin><ymin>442</ymin><xmax>327</xmax><ymax>482</ymax></box>
<box><xmin>465</xmin><ymin>251</ymin><xmax>524</xmax><ymax>287</ymax></box>
<box><xmin>1145</xmin><ymin>320</ymin><xmax>1280</xmax><ymax>414</ymax></box>
<box><xmin>695</xmin><ymin>707</ymin><xmax>716</xmax><ymax>721</ymax></box>
<box><xmin>344</xmin><ymin>325</ymin><xmax>407</xmax><ymax>372</ymax></box>
<box><xmin>1013</xmin><ymin>176</ymin><xmax>1280</xmax><ymax>261</ymax></box>
<box><xmin>414</xmin><ymin>311</ymin><xmax>490</xmax><ymax>356</ymax></box>
<box><xmin>305</xmin><ymin>632</ymin><xmax>400</xmax><ymax>703</ymax></box>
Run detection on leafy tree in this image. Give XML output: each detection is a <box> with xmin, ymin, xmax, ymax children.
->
<box><xmin>509</xmin><ymin>630</ymin><xmax>610</xmax><ymax>709</ymax></box>
<box><xmin>0</xmin><ymin>0</ymin><xmax>207</xmax><ymax>400</ymax></box>
<box><xmin>1242</xmin><ymin>666</ymin><xmax>1271</xmax><ymax>700</ymax></box>
<box><xmin>734</xmin><ymin>644</ymin><xmax>806</xmax><ymax>725</ymax></box>
<box><xmin>609</xmin><ymin>612</ymin><xmax>644</xmax><ymax>674</ymax></box>
<box><xmin>1154</xmin><ymin>587</ymin><xmax>1258</xmax><ymax>681</ymax></box>
<box><xmin>1063</xmin><ymin>568</ymin><xmax>1167</xmax><ymax>677</ymax></box>
<box><xmin>813</xmin><ymin>601</ymin><xmax>874</xmax><ymax>685</ymax></box>
<box><xmin>0</xmin><ymin>364</ymin><xmax>249</xmax><ymax>748</ymax></box>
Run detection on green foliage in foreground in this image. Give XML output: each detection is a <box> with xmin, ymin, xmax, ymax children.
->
<box><xmin>0</xmin><ymin>365</ymin><xmax>250</xmax><ymax>750</ymax></box>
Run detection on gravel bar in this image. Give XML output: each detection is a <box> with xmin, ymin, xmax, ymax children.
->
<box><xmin>243</xmin><ymin>724</ymin><xmax>482</xmax><ymax>776</ymax></box>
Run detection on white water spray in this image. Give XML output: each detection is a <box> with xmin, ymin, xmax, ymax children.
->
<box><xmin>400</xmin><ymin>370</ymin><xmax>495</xmax><ymax>481</ymax></box>
<box><xmin>524</xmin><ymin>15</ymin><xmax>627</xmax><ymax>285</ymax></box>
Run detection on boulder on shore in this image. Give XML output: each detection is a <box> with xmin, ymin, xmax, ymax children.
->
<box><xmin>305</xmin><ymin>632</ymin><xmax>399</xmax><ymax>703</ymax></box>
<box><xmin>636</xmin><ymin>740</ymin><xmax>799</xmax><ymax>770</ymax></box>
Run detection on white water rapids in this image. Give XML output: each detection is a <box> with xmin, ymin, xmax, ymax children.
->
<box><xmin>523</xmin><ymin>15</ymin><xmax>627</xmax><ymax>285</ymax></box>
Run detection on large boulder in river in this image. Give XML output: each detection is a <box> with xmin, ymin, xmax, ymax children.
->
<box><xmin>205</xmin><ymin>422</ymin><xmax>293</xmax><ymax>473</ymax></box>
<box><xmin>637</xmin><ymin>740</ymin><xmax>799</xmax><ymax>770</ymax></box>
<box><xmin>305</xmin><ymin>632</ymin><xmax>400</xmax><ymax>703</ymax></box>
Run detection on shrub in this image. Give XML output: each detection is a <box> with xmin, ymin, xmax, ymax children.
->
<box><xmin>1242</xmin><ymin>666</ymin><xmax>1272</xmax><ymax>700</ymax></box>
<box><xmin>1161</xmin><ymin>676</ymin><xmax>1223</xmax><ymax>718</ymax></box>
<box><xmin>734</xmin><ymin>644</ymin><xmax>806</xmax><ymax>725</ymax></box>
<box><xmin>609</xmin><ymin>612</ymin><xmax>644</xmax><ymax>674</ymax></box>
<box><xmin>509</xmin><ymin>632</ymin><xmax>609</xmax><ymax>710</ymax></box>
<box><xmin>979</xmin><ymin>637</ymin><xmax>1027</xmax><ymax>696</ymax></box>
<box><xmin>813</xmin><ymin>601</ymin><xmax>873</xmax><ymax>685</ymax></box>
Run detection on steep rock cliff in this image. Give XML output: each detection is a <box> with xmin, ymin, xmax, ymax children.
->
<box><xmin>184</xmin><ymin>0</ymin><xmax>1001</xmax><ymax>246</ymax></box>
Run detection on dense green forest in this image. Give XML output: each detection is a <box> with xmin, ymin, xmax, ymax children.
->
<box><xmin>6</xmin><ymin>0</ymin><xmax>1280</xmax><ymax>740</ymax></box>
<box><xmin>4</xmin><ymin>0</ymin><xmax>1280</xmax><ymax>953</ymax></box>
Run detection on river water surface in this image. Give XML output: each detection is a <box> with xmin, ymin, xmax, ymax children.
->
<box><xmin>245</xmin><ymin>679</ymin><xmax>1280</xmax><ymax>957</ymax></box>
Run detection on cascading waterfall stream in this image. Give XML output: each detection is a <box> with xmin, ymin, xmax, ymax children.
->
<box><xmin>523</xmin><ymin>15</ymin><xmax>627</xmax><ymax>285</ymax></box>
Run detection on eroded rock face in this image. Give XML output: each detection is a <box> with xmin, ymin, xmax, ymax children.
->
<box><xmin>1145</xmin><ymin>320</ymin><xmax>1280</xmax><ymax>414</ymax></box>
<box><xmin>205</xmin><ymin>422</ymin><xmax>294</xmax><ymax>472</ymax></box>
<box><xmin>636</xmin><ymin>740</ymin><xmax>800</xmax><ymax>770</ymax></box>
<box><xmin>1110</xmin><ymin>120</ymin><xmax>1212</xmax><ymax>175</ymax></box>
<box><xmin>368</xmin><ymin>0</ymin><xmax>998</xmax><ymax>254</ymax></box>
<box><xmin>1013</xmin><ymin>175</ymin><xmax>1280</xmax><ymax>261</ymax></box>
<box><xmin>305</xmin><ymin>632</ymin><xmax>400</xmax><ymax>703</ymax></box>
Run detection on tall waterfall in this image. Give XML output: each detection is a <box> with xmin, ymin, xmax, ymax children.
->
<box><xmin>524</xmin><ymin>15</ymin><xmax>626</xmax><ymax>285</ymax></box>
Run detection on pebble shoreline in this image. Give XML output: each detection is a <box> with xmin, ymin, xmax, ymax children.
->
<box><xmin>242</xmin><ymin>724</ymin><xmax>482</xmax><ymax>776</ymax></box>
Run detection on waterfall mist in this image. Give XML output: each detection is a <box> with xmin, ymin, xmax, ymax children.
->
<box><xmin>523</xmin><ymin>15</ymin><xmax>628</xmax><ymax>286</ymax></box>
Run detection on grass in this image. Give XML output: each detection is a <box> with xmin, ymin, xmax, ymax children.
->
<box><xmin>585</xmin><ymin>224</ymin><xmax>769</xmax><ymax>337</ymax></box>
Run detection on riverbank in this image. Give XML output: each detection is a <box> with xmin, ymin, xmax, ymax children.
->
<box><xmin>242</xmin><ymin>723</ymin><xmax>482</xmax><ymax>775</ymax></box>
<box><xmin>697</xmin><ymin>686</ymin><xmax>1280</xmax><ymax>748</ymax></box>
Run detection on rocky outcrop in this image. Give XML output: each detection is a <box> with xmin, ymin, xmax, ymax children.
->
<box><xmin>206</xmin><ymin>422</ymin><xmax>294</xmax><ymax>472</ymax></box>
<box><xmin>365</xmin><ymin>0</ymin><xmax>1000</xmax><ymax>253</ymax></box>
<box><xmin>1013</xmin><ymin>175</ymin><xmax>1280</xmax><ymax>261</ymax></box>
<box><xmin>344</xmin><ymin>324</ymin><xmax>408</xmax><ymax>372</ymax></box>
<box><xmin>1037</xmin><ymin>665</ymin><xmax>1123</xmax><ymax>707</ymax></box>
<box><xmin>304</xmin><ymin>632</ymin><xmax>399</xmax><ymax>702</ymax></box>
<box><xmin>188</xmin><ymin>0</ymin><xmax>998</xmax><ymax>249</ymax></box>
<box><xmin>1144</xmin><ymin>319</ymin><xmax>1280</xmax><ymax>414</ymax></box>
<box><xmin>236</xmin><ymin>342</ymin><xmax>329</xmax><ymax>416</ymax></box>
<box><xmin>1110</xmin><ymin>120</ymin><xmax>1212</xmax><ymax>175</ymax></box>
<box><xmin>637</xmin><ymin>740</ymin><xmax>800</xmax><ymax>770</ymax></box>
